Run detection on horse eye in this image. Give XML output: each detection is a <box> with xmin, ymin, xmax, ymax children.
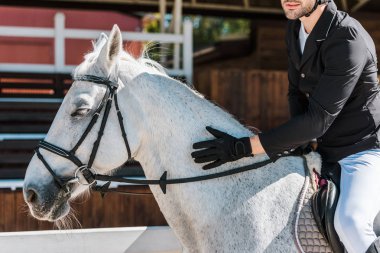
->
<box><xmin>71</xmin><ymin>108</ymin><xmax>90</xmax><ymax>118</ymax></box>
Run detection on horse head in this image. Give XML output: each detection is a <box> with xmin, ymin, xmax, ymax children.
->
<box><xmin>23</xmin><ymin>25</ymin><xmax>144</xmax><ymax>222</ymax></box>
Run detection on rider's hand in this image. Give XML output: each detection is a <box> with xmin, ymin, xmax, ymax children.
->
<box><xmin>191</xmin><ymin>126</ymin><xmax>253</xmax><ymax>170</ymax></box>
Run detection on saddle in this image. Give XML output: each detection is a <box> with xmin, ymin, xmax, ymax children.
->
<box><xmin>310</xmin><ymin>161</ymin><xmax>380</xmax><ymax>253</ymax></box>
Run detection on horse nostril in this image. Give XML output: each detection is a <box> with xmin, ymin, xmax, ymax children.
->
<box><xmin>26</xmin><ymin>189</ymin><xmax>38</xmax><ymax>204</ymax></box>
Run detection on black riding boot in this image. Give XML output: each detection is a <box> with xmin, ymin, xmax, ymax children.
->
<box><xmin>366</xmin><ymin>237</ymin><xmax>380</xmax><ymax>253</ymax></box>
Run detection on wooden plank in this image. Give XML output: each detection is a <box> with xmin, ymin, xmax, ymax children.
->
<box><xmin>0</xmin><ymin>192</ymin><xmax>4</xmax><ymax>231</ymax></box>
<box><xmin>265</xmin><ymin>71</ymin><xmax>289</xmax><ymax>129</ymax></box>
<box><xmin>36</xmin><ymin>218</ymin><xmax>53</xmax><ymax>231</ymax></box>
<box><xmin>200</xmin><ymin>68</ymin><xmax>289</xmax><ymax>130</ymax></box>
<box><xmin>0</xmin><ymin>72</ymin><xmax>68</xmax><ymax>79</ymax></box>
<box><xmin>210</xmin><ymin>69</ymin><xmax>219</xmax><ymax>103</ymax></box>
<box><xmin>259</xmin><ymin>71</ymin><xmax>269</xmax><ymax>129</ymax></box>
<box><xmin>0</xmin><ymin>102</ymin><xmax>60</xmax><ymax>110</ymax></box>
<box><xmin>0</xmin><ymin>73</ymin><xmax>70</xmax><ymax>98</ymax></box>
<box><xmin>0</xmin><ymin>83</ymin><xmax>55</xmax><ymax>89</ymax></box>
<box><xmin>257</xmin><ymin>40</ymin><xmax>286</xmax><ymax>51</ymax></box>
<box><xmin>0</xmin><ymin>93</ymin><xmax>61</xmax><ymax>99</ymax></box>
<box><xmin>256</xmin><ymin>25</ymin><xmax>287</xmax><ymax>70</ymax></box>
<box><xmin>0</xmin><ymin>168</ymin><xmax>26</xmax><ymax>179</ymax></box>
<box><xmin>0</xmin><ymin>140</ymin><xmax>38</xmax><ymax>150</ymax></box>
<box><xmin>0</xmin><ymin>153</ymin><xmax>33</xmax><ymax>164</ymax></box>
<box><xmin>3</xmin><ymin>190</ymin><xmax>16</xmax><ymax>232</ymax></box>
<box><xmin>26</xmin><ymin>208</ymin><xmax>41</xmax><ymax>231</ymax></box>
<box><xmin>15</xmin><ymin>191</ymin><xmax>28</xmax><ymax>231</ymax></box>
<box><xmin>0</xmin><ymin>112</ymin><xmax>56</xmax><ymax>122</ymax></box>
<box><xmin>94</xmin><ymin>193</ymin><xmax>106</xmax><ymax>227</ymax></box>
<box><xmin>193</xmin><ymin>68</ymin><xmax>212</xmax><ymax>98</ymax></box>
<box><xmin>0</xmin><ymin>188</ymin><xmax>168</xmax><ymax>232</ymax></box>
<box><xmin>0</xmin><ymin>124</ymin><xmax>50</xmax><ymax>133</ymax></box>
<box><xmin>106</xmin><ymin>194</ymin><xmax>120</xmax><ymax>227</ymax></box>
<box><xmin>246</xmin><ymin>70</ymin><xmax>262</xmax><ymax>128</ymax></box>
<box><xmin>215</xmin><ymin>69</ymin><xmax>247</xmax><ymax>119</ymax></box>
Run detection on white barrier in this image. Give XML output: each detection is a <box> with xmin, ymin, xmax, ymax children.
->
<box><xmin>0</xmin><ymin>226</ymin><xmax>181</xmax><ymax>253</ymax></box>
<box><xmin>0</xmin><ymin>13</ymin><xmax>193</xmax><ymax>83</ymax></box>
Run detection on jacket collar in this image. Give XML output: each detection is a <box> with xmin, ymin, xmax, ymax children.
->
<box><xmin>308</xmin><ymin>0</ymin><xmax>337</xmax><ymax>42</ymax></box>
<box><xmin>289</xmin><ymin>0</ymin><xmax>337</xmax><ymax>68</ymax></box>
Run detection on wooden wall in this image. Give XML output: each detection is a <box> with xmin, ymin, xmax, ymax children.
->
<box><xmin>254</xmin><ymin>20</ymin><xmax>287</xmax><ymax>70</ymax></box>
<box><xmin>194</xmin><ymin>13</ymin><xmax>380</xmax><ymax>131</ymax></box>
<box><xmin>0</xmin><ymin>186</ymin><xmax>167</xmax><ymax>232</ymax></box>
<box><xmin>355</xmin><ymin>13</ymin><xmax>380</xmax><ymax>63</ymax></box>
<box><xmin>196</xmin><ymin>69</ymin><xmax>289</xmax><ymax>131</ymax></box>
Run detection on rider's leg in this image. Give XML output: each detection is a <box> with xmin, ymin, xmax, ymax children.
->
<box><xmin>334</xmin><ymin>149</ymin><xmax>380</xmax><ymax>253</ymax></box>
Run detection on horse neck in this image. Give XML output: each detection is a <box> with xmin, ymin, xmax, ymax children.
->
<box><xmin>119</xmin><ymin>72</ymin><xmax>256</xmax><ymax>181</ymax></box>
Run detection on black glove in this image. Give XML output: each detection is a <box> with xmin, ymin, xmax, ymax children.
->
<box><xmin>191</xmin><ymin>126</ymin><xmax>253</xmax><ymax>170</ymax></box>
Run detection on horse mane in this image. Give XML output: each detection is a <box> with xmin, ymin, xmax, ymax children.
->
<box><xmin>137</xmin><ymin>46</ymin><xmax>168</xmax><ymax>76</ymax></box>
<box><xmin>73</xmin><ymin>41</ymin><xmax>170</xmax><ymax>77</ymax></box>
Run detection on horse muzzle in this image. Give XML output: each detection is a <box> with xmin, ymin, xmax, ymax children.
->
<box><xmin>24</xmin><ymin>179</ymin><xmax>71</xmax><ymax>221</ymax></box>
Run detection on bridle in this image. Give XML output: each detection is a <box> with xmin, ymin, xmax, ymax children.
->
<box><xmin>35</xmin><ymin>74</ymin><xmax>286</xmax><ymax>197</ymax></box>
<box><xmin>35</xmin><ymin>74</ymin><xmax>132</xmax><ymax>194</ymax></box>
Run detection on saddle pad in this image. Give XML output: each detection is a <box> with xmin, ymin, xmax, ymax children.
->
<box><xmin>295</xmin><ymin>173</ymin><xmax>333</xmax><ymax>253</ymax></box>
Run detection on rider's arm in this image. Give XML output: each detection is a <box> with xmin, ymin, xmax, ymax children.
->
<box><xmin>256</xmin><ymin>27</ymin><xmax>367</xmax><ymax>161</ymax></box>
<box><xmin>288</xmin><ymin>56</ymin><xmax>309</xmax><ymax>118</ymax></box>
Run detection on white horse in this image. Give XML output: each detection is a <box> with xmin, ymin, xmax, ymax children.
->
<box><xmin>23</xmin><ymin>25</ymin><xmax>317</xmax><ymax>252</ymax></box>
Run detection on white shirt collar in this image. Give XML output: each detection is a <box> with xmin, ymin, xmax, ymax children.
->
<box><xmin>299</xmin><ymin>22</ymin><xmax>310</xmax><ymax>54</ymax></box>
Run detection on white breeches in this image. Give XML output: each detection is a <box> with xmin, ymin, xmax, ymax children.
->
<box><xmin>334</xmin><ymin>149</ymin><xmax>380</xmax><ymax>253</ymax></box>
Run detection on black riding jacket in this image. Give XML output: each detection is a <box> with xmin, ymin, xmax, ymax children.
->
<box><xmin>259</xmin><ymin>1</ymin><xmax>380</xmax><ymax>163</ymax></box>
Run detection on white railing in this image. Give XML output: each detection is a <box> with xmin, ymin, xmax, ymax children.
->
<box><xmin>0</xmin><ymin>227</ymin><xmax>181</xmax><ymax>253</ymax></box>
<box><xmin>0</xmin><ymin>13</ymin><xmax>193</xmax><ymax>83</ymax></box>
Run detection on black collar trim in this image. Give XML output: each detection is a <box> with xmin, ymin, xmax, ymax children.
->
<box><xmin>310</xmin><ymin>0</ymin><xmax>337</xmax><ymax>41</ymax></box>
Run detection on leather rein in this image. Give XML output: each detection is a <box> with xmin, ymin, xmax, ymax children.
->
<box><xmin>35</xmin><ymin>74</ymin><xmax>274</xmax><ymax>197</ymax></box>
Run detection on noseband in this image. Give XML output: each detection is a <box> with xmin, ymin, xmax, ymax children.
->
<box><xmin>35</xmin><ymin>75</ymin><xmax>132</xmax><ymax>193</ymax></box>
<box><xmin>35</xmin><ymin>74</ymin><xmax>286</xmax><ymax>196</ymax></box>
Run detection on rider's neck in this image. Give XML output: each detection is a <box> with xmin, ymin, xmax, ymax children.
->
<box><xmin>299</xmin><ymin>4</ymin><xmax>327</xmax><ymax>34</ymax></box>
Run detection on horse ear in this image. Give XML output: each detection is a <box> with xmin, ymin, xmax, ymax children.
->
<box><xmin>98</xmin><ymin>25</ymin><xmax>123</xmax><ymax>71</ymax></box>
<box><xmin>92</xmin><ymin>33</ymin><xmax>108</xmax><ymax>51</ymax></box>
